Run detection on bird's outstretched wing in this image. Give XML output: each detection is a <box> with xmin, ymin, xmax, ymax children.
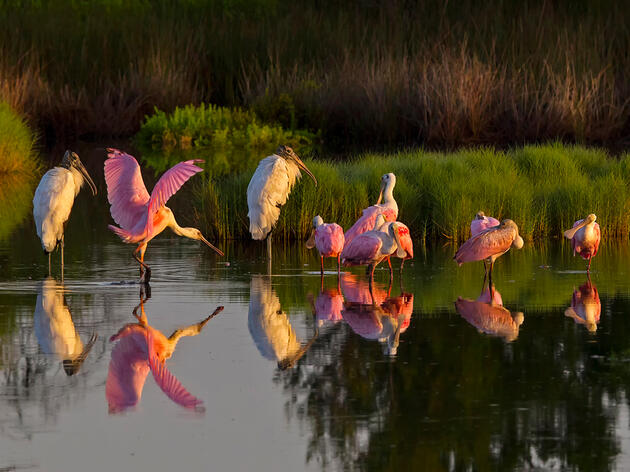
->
<box><xmin>104</xmin><ymin>149</ymin><xmax>151</xmax><ymax>230</ymax></box>
<box><xmin>146</xmin><ymin>160</ymin><xmax>204</xmax><ymax>237</ymax></box>
<box><xmin>147</xmin><ymin>331</ymin><xmax>203</xmax><ymax>410</ymax></box>
<box><xmin>344</xmin><ymin>206</ymin><xmax>396</xmax><ymax>247</ymax></box>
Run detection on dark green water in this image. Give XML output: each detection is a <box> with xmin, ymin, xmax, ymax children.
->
<box><xmin>1</xmin><ymin>151</ymin><xmax>630</xmax><ymax>471</ymax></box>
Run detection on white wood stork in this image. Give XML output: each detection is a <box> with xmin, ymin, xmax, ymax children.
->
<box><xmin>247</xmin><ymin>145</ymin><xmax>317</xmax><ymax>261</ymax></box>
<box><xmin>33</xmin><ymin>150</ymin><xmax>97</xmax><ymax>277</ymax></box>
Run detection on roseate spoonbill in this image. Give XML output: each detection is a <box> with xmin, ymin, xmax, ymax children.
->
<box><xmin>308</xmin><ymin>286</ymin><xmax>344</xmax><ymax>327</ymax></box>
<box><xmin>344</xmin><ymin>173</ymin><xmax>398</xmax><ymax>247</ymax></box>
<box><xmin>247</xmin><ymin>145</ymin><xmax>317</xmax><ymax>262</ymax></box>
<box><xmin>455</xmin><ymin>296</ymin><xmax>524</xmax><ymax>342</ymax></box>
<box><xmin>305</xmin><ymin>215</ymin><xmax>344</xmax><ymax>275</ymax></box>
<box><xmin>342</xmin><ymin>215</ymin><xmax>412</xmax><ymax>285</ymax></box>
<box><xmin>470</xmin><ymin>211</ymin><xmax>500</xmax><ymax>237</ymax></box>
<box><xmin>565</xmin><ymin>278</ymin><xmax>600</xmax><ymax>332</ymax></box>
<box><xmin>33</xmin><ymin>150</ymin><xmax>97</xmax><ymax>277</ymax></box>
<box><xmin>34</xmin><ymin>277</ymin><xmax>97</xmax><ymax>375</ymax></box>
<box><xmin>248</xmin><ymin>275</ymin><xmax>318</xmax><ymax>370</ymax></box>
<box><xmin>454</xmin><ymin>219</ymin><xmax>523</xmax><ymax>297</ymax></box>
<box><xmin>563</xmin><ymin>214</ymin><xmax>600</xmax><ymax>272</ymax></box>
<box><xmin>104</xmin><ymin>148</ymin><xmax>223</xmax><ymax>283</ymax></box>
<box><xmin>106</xmin><ymin>295</ymin><xmax>223</xmax><ymax>413</ymax></box>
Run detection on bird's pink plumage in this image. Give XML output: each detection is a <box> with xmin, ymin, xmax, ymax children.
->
<box><xmin>454</xmin><ymin>226</ymin><xmax>516</xmax><ymax>264</ymax></box>
<box><xmin>342</xmin><ymin>233</ymin><xmax>382</xmax><ymax>266</ymax></box>
<box><xmin>315</xmin><ymin>223</ymin><xmax>344</xmax><ymax>257</ymax></box>
<box><xmin>471</xmin><ymin>216</ymin><xmax>500</xmax><ymax>237</ymax></box>
<box><xmin>344</xmin><ymin>206</ymin><xmax>396</xmax><ymax>247</ymax></box>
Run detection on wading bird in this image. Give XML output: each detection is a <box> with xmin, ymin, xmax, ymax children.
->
<box><xmin>106</xmin><ymin>294</ymin><xmax>223</xmax><ymax>413</ymax></box>
<box><xmin>34</xmin><ymin>277</ymin><xmax>97</xmax><ymax>375</ymax></box>
<box><xmin>342</xmin><ymin>215</ymin><xmax>412</xmax><ymax>285</ymax></box>
<box><xmin>305</xmin><ymin>215</ymin><xmax>345</xmax><ymax>275</ymax></box>
<box><xmin>454</xmin><ymin>219</ymin><xmax>523</xmax><ymax>299</ymax></box>
<box><xmin>565</xmin><ymin>277</ymin><xmax>601</xmax><ymax>333</ymax></box>
<box><xmin>344</xmin><ymin>173</ymin><xmax>398</xmax><ymax>247</ymax></box>
<box><xmin>247</xmin><ymin>145</ymin><xmax>317</xmax><ymax>262</ymax></box>
<box><xmin>33</xmin><ymin>150</ymin><xmax>97</xmax><ymax>277</ymax></box>
<box><xmin>104</xmin><ymin>148</ymin><xmax>223</xmax><ymax>283</ymax></box>
<box><xmin>563</xmin><ymin>214</ymin><xmax>600</xmax><ymax>272</ymax></box>
<box><xmin>455</xmin><ymin>296</ymin><xmax>524</xmax><ymax>343</ymax></box>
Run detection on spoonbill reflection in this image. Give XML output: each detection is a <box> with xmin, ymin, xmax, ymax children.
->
<box><xmin>455</xmin><ymin>219</ymin><xmax>523</xmax><ymax>298</ymax></box>
<box><xmin>309</xmin><ymin>281</ymin><xmax>344</xmax><ymax>327</ymax></box>
<box><xmin>344</xmin><ymin>173</ymin><xmax>398</xmax><ymax>247</ymax></box>
<box><xmin>564</xmin><ymin>214</ymin><xmax>600</xmax><ymax>272</ymax></box>
<box><xmin>565</xmin><ymin>278</ymin><xmax>601</xmax><ymax>332</ymax></box>
<box><xmin>248</xmin><ymin>276</ymin><xmax>318</xmax><ymax>370</ymax></box>
<box><xmin>33</xmin><ymin>150</ymin><xmax>97</xmax><ymax>277</ymax></box>
<box><xmin>247</xmin><ymin>145</ymin><xmax>317</xmax><ymax>262</ymax></box>
<box><xmin>106</xmin><ymin>294</ymin><xmax>223</xmax><ymax>413</ymax></box>
<box><xmin>104</xmin><ymin>148</ymin><xmax>223</xmax><ymax>283</ymax></box>
<box><xmin>34</xmin><ymin>277</ymin><xmax>97</xmax><ymax>375</ymax></box>
<box><xmin>455</xmin><ymin>290</ymin><xmax>524</xmax><ymax>342</ymax></box>
<box><xmin>305</xmin><ymin>215</ymin><xmax>344</xmax><ymax>275</ymax></box>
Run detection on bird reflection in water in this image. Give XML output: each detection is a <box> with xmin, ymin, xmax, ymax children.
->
<box><xmin>340</xmin><ymin>273</ymin><xmax>413</xmax><ymax>356</ymax></box>
<box><xmin>455</xmin><ymin>285</ymin><xmax>524</xmax><ymax>342</ymax></box>
<box><xmin>308</xmin><ymin>277</ymin><xmax>344</xmax><ymax>328</ymax></box>
<box><xmin>34</xmin><ymin>277</ymin><xmax>97</xmax><ymax>375</ymax></box>
<box><xmin>248</xmin><ymin>275</ymin><xmax>318</xmax><ymax>370</ymax></box>
<box><xmin>106</xmin><ymin>289</ymin><xmax>223</xmax><ymax>413</ymax></box>
<box><xmin>565</xmin><ymin>277</ymin><xmax>601</xmax><ymax>332</ymax></box>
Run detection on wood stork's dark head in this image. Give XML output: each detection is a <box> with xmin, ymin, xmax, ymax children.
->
<box><xmin>61</xmin><ymin>150</ymin><xmax>97</xmax><ymax>196</ymax></box>
<box><xmin>276</xmin><ymin>145</ymin><xmax>317</xmax><ymax>186</ymax></box>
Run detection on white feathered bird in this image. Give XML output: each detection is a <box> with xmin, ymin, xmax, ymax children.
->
<box><xmin>247</xmin><ymin>145</ymin><xmax>317</xmax><ymax>259</ymax></box>
<box><xmin>33</xmin><ymin>150</ymin><xmax>97</xmax><ymax>275</ymax></box>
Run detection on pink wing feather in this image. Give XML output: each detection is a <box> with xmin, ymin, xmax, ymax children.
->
<box><xmin>146</xmin><ymin>159</ymin><xmax>205</xmax><ymax>237</ymax></box>
<box><xmin>341</xmin><ymin>233</ymin><xmax>382</xmax><ymax>265</ymax></box>
<box><xmin>315</xmin><ymin>223</ymin><xmax>345</xmax><ymax>257</ymax></box>
<box><xmin>397</xmin><ymin>224</ymin><xmax>414</xmax><ymax>258</ymax></box>
<box><xmin>454</xmin><ymin>226</ymin><xmax>515</xmax><ymax>264</ymax></box>
<box><xmin>344</xmin><ymin>206</ymin><xmax>396</xmax><ymax>247</ymax></box>
<box><xmin>471</xmin><ymin>216</ymin><xmax>500</xmax><ymax>237</ymax></box>
<box><xmin>147</xmin><ymin>331</ymin><xmax>203</xmax><ymax>410</ymax></box>
<box><xmin>104</xmin><ymin>149</ymin><xmax>151</xmax><ymax>230</ymax></box>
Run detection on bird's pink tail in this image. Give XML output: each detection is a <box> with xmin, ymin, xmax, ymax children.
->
<box><xmin>108</xmin><ymin>224</ymin><xmax>135</xmax><ymax>243</ymax></box>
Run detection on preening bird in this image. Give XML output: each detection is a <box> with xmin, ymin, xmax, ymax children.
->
<box><xmin>305</xmin><ymin>215</ymin><xmax>345</xmax><ymax>275</ymax></box>
<box><xmin>470</xmin><ymin>211</ymin><xmax>500</xmax><ymax>237</ymax></box>
<box><xmin>247</xmin><ymin>145</ymin><xmax>317</xmax><ymax>261</ymax></box>
<box><xmin>33</xmin><ymin>150</ymin><xmax>97</xmax><ymax>277</ymax></box>
<box><xmin>454</xmin><ymin>219</ymin><xmax>523</xmax><ymax>299</ymax></box>
<box><xmin>104</xmin><ymin>148</ymin><xmax>223</xmax><ymax>283</ymax></box>
<box><xmin>344</xmin><ymin>173</ymin><xmax>398</xmax><ymax>248</ymax></box>
<box><xmin>563</xmin><ymin>214</ymin><xmax>600</xmax><ymax>272</ymax></box>
<box><xmin>342</xmin><ymin>214</ymin><xmax>412</xmax><ymax>284</ymax></box>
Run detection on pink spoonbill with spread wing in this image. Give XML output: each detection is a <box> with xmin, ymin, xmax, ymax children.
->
<box><xmin>563</xmin><ymin>214</ymin><xmax>600</xmax><ymax>272</ymax></box>
<box><xmin>344</xmin><ymin>173</ymin><xmax>398</xmax><ymax>248</ymax></box>
<box><xmin>104</xmin><ymin>148</ymin><xmax>223</xmax><ymax>283</ymax></box>
<box><xmin>306</xmin><ymin>215</ymin><xmax>345</xmax><ymax>275</ymax></box>
<box><xmin>454</xmin><ymin>219</ymin><xmax>523</xmax><ymax>298</ymax></box>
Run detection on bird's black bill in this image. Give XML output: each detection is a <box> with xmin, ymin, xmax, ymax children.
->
<box><xmin>75</xmin><ymin>160</ymin><xmax>98</xmax><ymax>196</ymax></box>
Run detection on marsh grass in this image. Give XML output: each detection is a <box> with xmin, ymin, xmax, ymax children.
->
<box><xmin>0</xmin><ymin>102</ymin><xmax>39</xmax><ymax>175</ymax></box>
<box><xmin>0</xmin><ymin>1</ymin><xmax>628</xmax><ymax>147</ymax></box>
<box><xmin>194</xmin><ymin>144</ymin><xmax>630</xmax><ymax>242</ymax></box>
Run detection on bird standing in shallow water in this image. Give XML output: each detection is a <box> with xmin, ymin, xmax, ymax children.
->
<box><xmin>344</xmin><ymin>173</ymin><xmax>398</xmax><ymax>248</ymax></box>
<box><xmin>564</xmin><ymin>214</ymin><xmax>600</xmax><ymax>272</ymax></box>
<box><xmin>33</xmin><ymin>150</ymin><xmax>97</xmax><ymax>278</ymax></box>
<box><xmin>454</xmin><ymin>219</ymin><xmax>524</xmax><ymax>299</ymax></box>
<box><xmin>247</xmin><ymin>145</ymin><xmax>317</xmax><ymax>263</ymax></box>
<box><xmin>305</xmin><ymin>215</ymin><xmax>345</xmax><ymax>276</ymax></box>
<box><xmin>104</xmin><ymin>148</ymin><xmax>223</xmax><ymax>283</ymax></box>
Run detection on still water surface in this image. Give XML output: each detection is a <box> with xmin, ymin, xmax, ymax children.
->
<box><xmin>2</xmin><ymin>159</ymin><xmax>630</xmax><ymax>471</ymax></box>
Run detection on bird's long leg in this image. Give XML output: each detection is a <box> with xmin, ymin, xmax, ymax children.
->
<box><xmin>320</xmin><ymin>255</ymin><xmax>324</xmax><ymax>276</ymax></box>
<box><xmin>587</xmin><ymin>255</ymin><xmax>592</xmax><ymax>273</ymax></box>
<box><xmin>61</xmin><ymin>235</ymin><xmax>64</xmax><ymax>282</ymax></box>
<box><xmin>489</xmin><ymin>259</ymin><xmax>495</xmax><ymax>301</ymax></box>
<box><xmin>337</xmin><ymin>254</ymin><xmax>341</xmax><ymax>278</ymax></box>
<box><xmin>267</xmin><ymin>232</ymin><xmax>272</xmax><ymax>262</ymax></box>
<box><xmin>368</xmin><ymin>264</ymin><xmax>376</xmax><ymax>292</ymax></box>
<box><xmin>167</xmin><ymin>306</ymin><xmax>224</xmax><ymax>347</ymax></box>
<box><xmin>387</xmin><ymin>256</ymin><xmax>393</xmax><ymax>283</ymax></box>
<box><xmin>133</xmin><ymin>244</ymin><xmax>151</xmax><ymax>283</ymax></box>
<box><xmin>48</xmin><ymin>252</ymin><xmax>51</xmax><ymax>277</ymax></box>
<box><xmin>482</xmin><ymin>260</ymin><xmax>488</xmax><ymax>287</ymax></box>
<box><xmin>320</xmin><ymin>272</ymin><xmax>324</xmax><ymax>292</ymax></box>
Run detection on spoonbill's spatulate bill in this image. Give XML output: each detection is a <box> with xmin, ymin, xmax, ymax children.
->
<box><xmin>104</xmin><ymin>148</ymin><xmax>223</xmax><ymax>283</ymax></box>
<box><xmin>33</xmin><ymin>150</ymin><xmax>97</xmax><ymax>278</ymax></box>
<box><xmin>247</xmin><ymin>145</ymin><xmax>317</xmax><ymax>263</ymax></box>
<box><xmin>563</xmin><ymin>214</ymin><xmax>600</xmax><ymax>272</ymax></box>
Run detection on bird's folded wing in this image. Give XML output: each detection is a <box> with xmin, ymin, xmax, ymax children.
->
<box><xmin>455</xmin><ymin>227</ymin><xmax>514</xmax><ymax>263</ymax></box>
<box><xmin>146</xmin><ymin>160</ymin><xmax>204</xmax><ymax>237</ymax></box>
<box><xmin>147</xmin><ymin>331</ymin><xmax>203</xmax><ymax>410</ymax></box>
<box><xmin>341</xmin><ymin>233</ymin><xmax>381</xmax><ymax>263</ymax></box>
<box><xmin>104</xmin><ymin>149</ymin><xmax>151</xmax><ymax>230</ymax></box>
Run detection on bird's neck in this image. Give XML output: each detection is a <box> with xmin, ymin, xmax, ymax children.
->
<box><xmin>68</xmin><ymin>167</ymin><xmax>85</xmax><ymax>197</ymax></box>
<box><xmin>168</xmin><ymin>219</ymin><xmax>199</xmax><ymax>241</ymax></box>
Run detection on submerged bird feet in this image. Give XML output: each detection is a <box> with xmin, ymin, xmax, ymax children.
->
<box><xmin>139</xmin><ymin>266</ymin><xmax>151</xmax><ymax>284</ymax></box>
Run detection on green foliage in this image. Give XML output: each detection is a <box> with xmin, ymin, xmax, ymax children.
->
<box><xmin>0</xmin><ymin>102</ymin><xmax>39</xmax><ymax>175</ymax></box>
<box><xmin>135</xmin><ymin>103</ymin><xmax>319</xmax><ymax>174</ymax></box>
<box><xmin>196</xmin><ymin>143</ymin><xmax>630</xmax><ymax>242</ymax></box>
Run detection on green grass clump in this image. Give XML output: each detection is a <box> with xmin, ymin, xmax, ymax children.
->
<box><xmin>195</xmin><ymin>143</ymin><xmax>630</xmax><ymax>242</ymax></box>
<box><xmin>0</xmin><ymin>102</ymin><xmax>38</xmax><ymax>175</ymax></box>
<box><xmin>135</xmin><ymin>103</ymin><xmax>318</xmax><ymax>174</ymax></box>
